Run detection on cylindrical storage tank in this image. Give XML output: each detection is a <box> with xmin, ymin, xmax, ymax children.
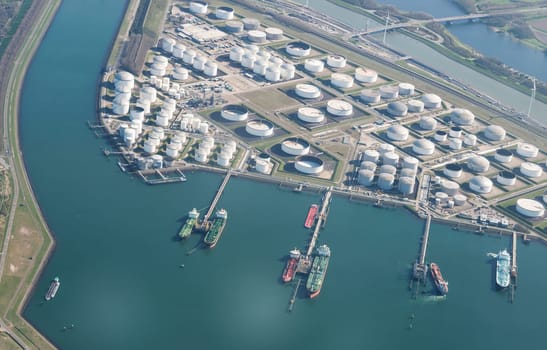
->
<box><xmin>265</xmin><ymin>66</ymin><xmax>281</xmax><ymax>82</ymax></box>
<box><xmin>166</xmin><ymin>144</ymin><xmax>179</xmax><ymax>158</ymax></box>
<box><xmin>497</xmin><ymin>171</ymin><xmax>516</xmax><ymax>186</ymax></box>
<box><xmin>304</xmin><ymin>59</ymin><xmax>324</xmax><ymax>73</ymax></box>
<box><xmin>190</xmin><ymin>118</ymin><xmax>202</xmax><ymax>130</ymax></box>
<box><xmin>173</xmin><ymin>131</ymin><xmax>187</xmax><ymax>143</ymax></box>
<box><xmin>435</xmin><ymin>192</ymin><xmax>449</xmax><ymax>203</ymax></box>
<box><xmin>398</xmin><ymin>83</ymin><xmax>415</xmax><ymax>96</ymax></box>
<box><xmin>156</xmin><ymin>113</ymin><xmax>169</xmax><ymax>127</ymax></box>
<box><xmin>422</xmin><ymin>94</ymin><xmax>442</xmax><ymax>109</ymax></box>
<box><xmin>379</xmin><ymin>85</ymin><xmax>399</xmax><ymax>99</ymax></box>
<box><xmin>398</xmin><ymin>177</ymin><xmax>415</xmax><ymax>195</ymax></box>
<box><xmin>402</xmin><ymin>156</ymin><xmax>419</xmax><ymax>172</ymax></box>
<box><xmin>449</xmin><ymin>137</ymin><xmax>463</xmax><ymax>150</ymax></box>
<box><xmin>114</xmin><ymin>71</ymin><xmax>135</xmax><ymax>92</ymax></box>
<box><xmin>298</xmin><ymin>107</ymin><xmax>325</xmax><ymax>123</ymax></box>
<box><xmin>112</xmin><ymin>101</ymin><xmax>129</xmax><ymax>115</ymax></box>
<box><xmin>137</xmin><ymin>98</ymin><xmax>151</xmax><ymax>114</ymax></box>
<box><xmin>229</xmin><ymin>46</ymin><xmax>245</xmax><ymax>62</ymax></box>
<box><xmin>150</xmin><ymin>155</ymin><xmax>163</xmax><ymax>169</ymax></box>
<box><xmin>143</xmin><ymin>140</ymin><xmax>157</xmax><ymax>154</ymax></box>
<box><xmin>280</xmin><ymin>63</ymin><xmax>296</xmax><ymax>80</ymax></box>
<box><xmin>378</xmin><ymin>173</ymin><xmax>395</xmax><ymax>191</ymax></box>
<box><xmin>164</xmin><ymin>98</ymin><xmax>177</xmax><ymax>113</ymax></box>
<box><xmin>382</xmin><ymin>152</ymin><xmax>399</xmax><ymax>166</ymax></box>
<box><xmin>517</xmin><ymin>143</ymin><xmax>539</xmax><ymax>158</ymax></box>
<box><xmin>400</xmin><ymin>168</ymin><xmax>416</xmax><ymax>178</ymax></box>
<box><xmin>189</xmin><ymin>1</ymin><xmax>208</xmax><ymax>14</ymax></box>
<box><xmin>242</xmin><ymin>18</ymin><xmax>260</xmax><ymax>30</ymax></box>
<box><xmin>360</xmin><ymin>89</ymin><xmax>381</xmax><ymax>104</ymax></box>
<box><xmin>326</xmin><ymin>55</ymin><xmax>346</xmax><ymax>68</ymax></box>
<box><xmin>161</xmin><ymin>77</ymin><xmax>170</xmax><ymax>91</ymax></box>
<box><xmin>469</xmin><ymin>176</ymin><xmax>493</xmax><ymax>194</ymax></box>
<box><xmin>495</xmin><ymin>149</ymin><xmax>513</xmax><ymax>163</ymax></box>
<box><xmin>434</xmin><ymin>130</ymin><xmax>448</xmax><ymax>142</ymax></box>
<box><xmin>407</xmin><ymin>99</ymin><xmax>425</xmax><ymax>113</ymax></box>
<box><xmin>463</xmin><ymin>134</ymin><xmax>477</xmax><ymax>146</ymax></box>
<box><xmin>444</xmin><ymin>163</ymin><xmax>463</xmax><ymax>179</ymax></box>
<box><xmin>268</xmin><ymin>56</ymin><xmax>283</xmax><ymax>67</ymax></box>
<box><xmin>119</xmin><ymin>123</ymin><xmax>129</xmax><ymax>137</ymax></box>
<box><xmin>253</xmin><ymin>59</ymin><xmax>268</xmax><ymax>75</ymax></box>
<box><xmin>245</xmin><ymin>44</ymin><xmax>260</xmax><ymax>55</ymax></box>
<box><xmin>255</xmin><ymin>159</ymin><xmax>271</xmax><ymax>174</ymax></box>
<box><xmin>255</xmin><ymin>50</ymin><xmax>271</xmax><ymax>61</ymax></box>
<box><xmin>172</xmin><ymin>43</ymin><xmax>186</xmax><ymax>58</ymax></box>
<box><xmin>378</xmin><ymin>143</ymin><xmax>395</xmax><ymax>155</ymax></box>
<box><xmin>152</xmin><ymin>127</ymin><xmax>165</xmax><ymax>140</ymax></box>
<box><xmin>130</xmin><ymin>120</ymin><xmax>143</xmax><ymax>135</ymax></box>
<box><xmin>295</xmin><ymin>155</ymin><xmax>324</xmax><ymax>175</ymax></box>
<box><xmin>247</xmin><ymin>30</ymin><xmax>267</xmax><ymax>43</ymax></box>
<box><xmin>217</xmin><ymin>152</ymin><xmax>231</xmax><ymax>167</ymax></box>
<box><xmin>170</xmin><ymin>139</ymin><xmax>183</xmax><ymax>151</ymax></box>
<box><xmin>520</xmin><ymin>162</ymin><xmax>543</xmax><ymax>178</ymax></box>
<box><xmin>245</xmin><ymin>119</ymin><xmax>274</xmax><ymax>137</ymax></box>
<box><xmin>265</xmin><ymin>27</ymin><xmax>283</xmax><ymax>40</ymax></box>
<box><xmin>194</xmin><ymin>149</ymin><xmax>208</xmax><ymax>163</ymax></box>
<box><xmin>160</xmin><ymin>37</ymin><xmax>175</xmax><ymax>53</ymax></box>
<box><xmin>204</xmin><ymin>61</ymin><xmax>218</xmax><ymax>77</ymax></box>
<box><xmin>199</xmin><ymin>142</ymin><xmax>212</xmax><ymax>155</ymax></box>
<box><xmin>449</xmin><ymin>126</ymin><xmax>462</xmax><ymax>138</ymax></box>
<box><xmin>152</xmin><ymin>55</ymin><xmax>169</xmax><ymax>69</ymax></box>
<box><xmin>114</xmin><ymin>92</ymin><xmax>131</xmax><ymax>104</ymax></box>
<box><xmin>140</xmin><ymin>86</ymin><xmax>157</xmax><ymax>103</ymax></box>
<box><xmin>413</xmin><ymin>139</ymin><xmax>435</xmax><ymax>155</ymax></box>
<box><xmin>281</xmin><ymin>138</ymin><xmax>310</xmax><ymax>156</ymax></box>
<box><xmin>221</xmin><ymin>105</ymin><xmax>248</xmax><ymax>121</ymax></box>
<box><xmin>202</xmin><ymin>136</ymin><xmax>215</xmax><ymax>148</ymax></box>
<box><xmin>193</xmin><ymin>56</ymin><xmax>207</xmax><ymax>71</ymax></box>
<box><xmin>387</xmin><ymin>102</ymin><xmax>408</xmax><ymax>117</ymax></box>
<box><xmin>419</xmin><ymin>116</ymin><xmax>437</xmax><ymax>130</ymax></box>
<box><xmin>215</xmin><ymin>6</ymin><xmax>234</xmax><ymax>19</ymax></box>
<box><xmin>199</xmin><ymin>122</ymin><xmax>209</xmax><ymax>134</ymax></box>
<box><xmin>454</xmin><ymin>194</ymin><xmax>467</xmax><ymax>206</ymax></box>
<box><xmin>241</xmin><ymin>53</ymin><xmax>256</xmax><ymax>69</ymax></box>
<box><xmin>225</xmin><ymin>20</ymin><xmax>244</xmax><ymax>33</ymax></box>
<box><xmin>182</xmin><ymin>49</ymin><xmax>196</xmax><ymax>64</ymax></box>
<box><xmin>172</xmin><ymin>67</ymin><xmax>189</xmax><ymax>80</ymax></box>
<box><xmin>130</xmin><ymin>107</ymin><xmax>145</xmax><ymax>121</ymax></box>
<box><xmin>358</xmin><ymin>169</ymin><xmax>375</xmax><ymax>186</ymax></box>
<box><xmin>484</xmin><ymin>125</ymin><xmax>506</xmax><ymax>141</ymax></box>
<box><xmin>516</xmin><ymin>198</ymin><xmax>545</xmax><ymax>218</ymax></box>
<box><xmin>123</xmin><ymin>127</ymin><xmax>136</xmax><ymax>141</ymax></box>
<box><xmin>363</xmin><ymin>149</ymin><xmax>380</xmax><ymax>163</ymax></box>
<box><xmin>355</xmin><ymin>68</ymin><xmax>378</xmax><ymax>83</ymax></box>
<box><xmin>225</xmin><ymin>140</ymin><xmax>237</xmax><ymax>153</ymax></box>
<box><xmin>286</xmin><ymin>41</ymin><xmax>311</xmax><ymax>57</ymax></box>
<box><xmin>331</xmin><ymin>73</ymin><xmax>354</xmax><ymax>89</ymax></box>
<box><xmin>386</xmin><ymin>125</ymin><xmax>409</xmax><ymax>141</ymax></box>
<box><xmin>327</xmin><ymin>99</ymin><xmax>353</xmax><ymax>116</ymax></box>
<box><xmin>295</xmin><ymin>84</ymin><xmax>321</xmax><ymax>99</ymax></box>
<box><xmin>450</xmin><ymin>108</ymin><xmax>474</xmax><ymax>125</ymax></box>
<box><xmin>150</xmin><ymin>67</ymin><xmax>166</xmax><ymax>78</ymax></box>
<box><xmin>441</xmin><ymin>180</ymin><xmax>460</xmax><ymax>196</ymax></box>
<box><xmin>467</xmin><ymin>156</ymin><xmax>490</xmax><ymax>173</ymax></box>
<box><xmin>257</xmin><ymin>152</ymin><xmax>270</xmax><ymax>162</ymax></box>
<box><xmin>379</xmin><ymin>164</ymin><xmax>397</xmax><ymax>175</ymax></box>
<box><xmin>360</xmin><ymin>161</ymin><xmax>377</xmax><ymax>171</ymax></box>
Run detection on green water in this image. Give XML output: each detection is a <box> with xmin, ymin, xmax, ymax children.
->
<box><xmin>20</xmin><ymin>0</ymin><xmax>547</xmax><ymax>349</ymax></box>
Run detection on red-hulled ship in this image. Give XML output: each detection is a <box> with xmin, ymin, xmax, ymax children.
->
<box><xmin>304</xmin><ymin>204</ymin><xmax>319</xmax><ymax>228</ymax></box>
<box><xmin>430</xmin><ymin>262</ymin><xmax>448</xmax><ymax>295</ymax></box>
<box><xmin>282</xmin><ymin>249</ymin><xmax>301</xmax><ymax>283</ymax></box>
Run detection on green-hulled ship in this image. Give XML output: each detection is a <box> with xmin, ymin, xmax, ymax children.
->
<box><xmin>203</xmin><ymin>209</ymin><xmax>228</xmax><ymax>248</ymax></box>
<box><xmin>306</xmin><ymin>244</ymin><xmax>331</xmax><ymax>298</ymax></box>
<box><xmin>178</xmin><ymin>208</ymin><xmax>199</xmax><ymax>239</ymax></box>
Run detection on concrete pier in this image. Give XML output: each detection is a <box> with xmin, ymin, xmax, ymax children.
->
<box><xmin>413</xmin><ymin>214</ymin><xmax>431</xmax><ymax>280</ymax></box>
<box><xmin>511</xmin><ymin>231</ymin><xmax>518</xmax><ymax>278</ymax></box>
<box><xmin>306</xmin><ymin>187</ymin><xmax>332</xmax><ymax>257</ymax></box>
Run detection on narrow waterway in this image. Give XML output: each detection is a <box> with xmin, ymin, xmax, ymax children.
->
<box><xmin>19</xmin><ymin>0</ymin><xmax>547</xmax><ymax>349</ymax></box>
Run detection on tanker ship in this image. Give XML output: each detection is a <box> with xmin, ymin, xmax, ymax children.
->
<box><xmin>429</xmin><ymin>263</ymin><xmax>448</xmax><ymax>295</ymax></box>
<box><xmin>496</xmin><ymin>249</ymin><xmax>511</xmax><ymax>288</ymax></box>
<box><xmin>304</xmin><ymin>204</ymin><xmax>318</xmax><ymax>229</ymax></box>
<box><xmin>178</xmin><ymin>208</ymin><xmax>199</xmax><ymax>239</ymax></box>
<box><xmin>282</xmin><ymin>248</ymin><xmax>301</xmax><ymax>283</ymax></box>
<box><xmin>306</xmin><ymin>244</ymin><xmax>331</xmax><ymax>298</ymax></box>
<box><xmin>203</xmin><ymin>209</ymin><xmax>228</xmax><ymax>248</ymax></box>
<box><xmin>45</xmin><ymin>277</ymin><xmax>60</xmax><ymax>301</ymax></box>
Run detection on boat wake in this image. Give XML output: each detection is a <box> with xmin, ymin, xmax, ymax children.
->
<box><xmin>421</xmin><ymin>295</ymin><xmax>447</xmax><ymax>302</ymax></box>
<box><xmin>487</xmin><ymin>252</ymin><xmax>498</xmax><ymax>259</ymax></box>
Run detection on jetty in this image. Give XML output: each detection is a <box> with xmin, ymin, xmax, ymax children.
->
<box><xmin>306</xmin><ymin>187</ymin><xmax>332</xmax><ymax>257</ymax></box>
<box><xmin>138</xmin><ymin>169</ymin><xmax>187</xmax><ymax>185</ymax></box>
<box><xmin>288</xmin><ymin>278</ymin><xmax>302</xmax><ymax>312</ymax></box>
<box><xmin>200</xmin><ymin>170</ymin><xmax>232</xmax><ymax>228</ymax></box>
<box><xmin>511</xmin><ymin>231</ymin><xmax>518</xmax><ymax>279</ymax></box>
<box><xmin>413</xmin><ymin>214</ymin><xmax>431</xmax><ymax>281</ymax></box>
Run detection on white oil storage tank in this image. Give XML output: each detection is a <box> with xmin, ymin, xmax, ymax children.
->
<box><xmin>193</xmin><ymin>55</ymin><xmax>207</xmax><ymax>71</ymax></box>
<box><xmin>215</xmin><ymin>6</ymin><xmax>234</xmax><ymax>19</ymax></box>
<box><xmin>495</xmin><ymin>149</ymin><xmax>513</xmax><ymax>163</ymax></box>
<box><xmin>379</xmin><ymin>85</ymin><xmax>399</xmax><ymax>99</ymax></box>
<box><xmin>295</xmin><ymin>155</ymin><xmax>324</xmax><ymax>175</ymax></box>
<box><xmin>253</xmin><ymin>59</ymin><xmax>268</xmax><ymax>75</ymax></box>
<box><xmin>377</xmin><ymin>173</ymin><xmax>395</xmax><ymax>191</ymax></box>
<box><xmin>398</xmin><ymin>83</ymin><xmax>415</xmax><ymax>96</ymax></box>
<box><xmin>255</xmin><ymin>159</ymin><xmax>271</xmax><ymax>174</ymax></box>
<box><xmin>517</xmin><ymin>143</ymin><xmax>539</xmax><ymax>158</ymax></box>
<box><xmin>378</xmin><ymin>143</ymin><xmax>395</xmax><ymax>155</ymax></box>
<box><xmin>189</xmin><ymin>1</ymin><xmax>208</xmax><ymax>14</ymax></box>
<box><xmin>265</xmin><ymin>66</ymin><xmax>281</xmax><ymax>82</ymax></box>
<box><xmin>497</xmin><ymin>171</ymin><xmax>516</xmax><ymax>186</ymax></box>
<box><xmin>242</xmin><ymin>18</ymin><xmax>260</xmax><ymax>30</ymax></box>
<box><xmin>298</xmin><ymin>107</ymin><xmax>325</xmax><ymax>123</ymax></box>
<box><xmin>304</xmin><ymin>59</ymin><xmax>324</xmax><ymax>73</ymax></box>
<box><xmin>386</xmin><ymin>124</ymin><xmax>409</xmax><ymax>141</ymax></box>
<box><xmin>160</xmin><ymin>37</ymin><xmax>175</xmax><ymax>53</ymax></box>
<box><xmin>326</xmin><ymin>55</ymin><xmax>346</xmax><ymax>68</ymax></box>
<box><xmin>246</xmin><ymin>119</ymin><xmax>274</xmax><ymax>137</ymax></box>
<box><xmin>402</xmin><ymin>156</ymin><xmax>419</xmax><ymax>172</ymax></box>
<box><xmin>331</xmin><ymin>73</ymin><xmax>354</xmax><ymax>89</ymax></box>
<box><xmin>280</xmin><ymin>63</ymin><xmax>296</xmax><ymax>80</ymax></box>
<box><xmin>140</xmin><ymin>86</ymin><xmax>157</xmax><ymax>102</ymax></box>
<box><xmin>444</xmin><ymin>163</ymin><xmax>463</xmax><ymax>178</ymax></box>
<box><xmin>363</xmin><ymin>149</ymin><xmax>380</xmax><ymax>163</ymax></box>
<box><xmin>265</xmin><ymin>27</ymin><xmax>283</xmax><ymax>40</ymax></box>
<box><xmin>469</xmin><ymin>176</ymin><xmax>493</xmax><ymax>194</ymax></box>
<box><xmin>467</xmin><ymin>155</ymin><xmax>490</xmax><ymax>173</ymax></box>
<box><xmin>398</xmin><ymin>177</ymin><xmax>415</xmax><ymax>195</ymax></box>
<box><xmin>419</xmin><ymin>116</ymin><xmax>437</xmax><ymax>130</ymax></box>
<box><xmin>379</xmin><ymin>164</ymin><xmax>397</xmax><ymax>175</ymax></box>
<box><xmin>484</xmin><ymin>125</ymin><xmax>506</xmax><ymax>141</ymax></box>
<box><xmin>387</xmin><ymin>102</ymin><xmax>408</xmax><ymax>117</ymax></box>
<box><xmin>229</xmin><ymin>46</ymin><xmax>244</xmax><ymax>62</ymax></box>
<box><xmin>182</xmin><ymin>49</ymin><xmax>196</xmax><ymax>64</ymax></box>
<box><xmin>130</xmin><ymin>107</ymin><xmax>145</xmax><ymax>121</ymax></box>
<box><xmin>360</xmin><ymin>89</ymin><xmax>381</xmax><ymax>104</ymax></box>
<box><xmin>114</xmin><ymin>71</ymin><xmax>135</xmax><ymax>92</ymax></box>
<box><xmin>450</xmin><ymin>108</ymin><xmax>474</xmax><ymax>125</ymax></box>
<box><xmin>204</xmin><ymin>61</ymin><xmax>218</xmax><ymax>77</ymax></box>
<box><xmin>195</xmin><ymin>149</ymin><xmax>208</xmax><ymax>163</ymax></box>
<box><xmin>360</xmin><ymin>161</ymin><xmax>377</xmax><ymax>171</ymax></box>
<box><xmin>422</xmin><ymin>93</ymin><xmax>442</xmax><ymax>109</ymax></box>
<box><xmin>520</xmin><ymin>162</ymin><xmax>543</xmax><ymax>178</ymax></box>
<box><xmin>172</xmin><ymin>67</ymin><xmax>189</xmax><ymax>80</ymax></box>
<box><xmin>382</xmin><ymin>152</ymin><xmax>399</xmax><ymax>166</ymax></box>
<box><xmin>407</xmin><ymin>99</ymin><xmax>424</xmax><ymax>113</ymax></box>
<box><xmin>221</xmin><ymin>105</ymin><xmax>248</xmax><ymax>121</ymax></box>
<box><xmin>441</xmin><ymin>180</ymin><xmax>460</xmax><ymax>196</ymax></box>
<box><xmin>286</xmin><ymin>41</ymin><xmax>311</xmax><ymax>57</ymax></box>
<box><xmin>173</xmin><ymin>43</ymin><xmax>186</xmax><ymax>58</ymax></box>
<box><xmin>434</xmin><ymin>130</ymin><xmax>448</xmax><ymax>142</ymax></box>
<box><xmin>241</xmin><ymin>53</ymin><xmax>256</xmax><ymax>69</ymax></box>
<box><xmin>217</xmin><ymin>152</ymin><xmax>231</xmax><ymax>167</ymax></box>
<box><xmin>355</xmin><ymin>68</ymin><xmax>378</xmax><ymax>83</ymax></box>
<box><xmin>225</xmin><ymin>20</ymin><xmax>244</xmax><ymax>33</ymax></box>
<box><xmin>463</xmin><ymin>134</ymin><xmax>477</xmax><ymax>146</ymax></box>
<box><xmin>281</xmin><ymin>137</ymin><xmax>310</xmax><ymax>156</ymax></box>
<box><xmin>413</xmin><ymin>139</ymin><xmax>435</xmax><ymax>155</ymax></box>
<box><xmin>295</xmin><ymin>84</ymin><xmax>321</xmax><ymax>99</ymax></box>
<box><xmin>516</xmin><ymin>198</ymin><xmax>545</xmax><ymax>218</ymax></box>
<box><xmin>358</xmin><ymin>169</ymin><xmax>375</xmax><ymax>186</ymax></box>
<box><xmin>326</xmin><ymin>99</ymin><xmax>353</xmax><ymax>116</ymax></box>
<box><xmin>248</xmin><ymin>30</ymin><xmax>267</xmax><ymax>43</ymax></box>
<box><xmin>449</xmin><ymin>137</ymin><xmax>463</xmax><ymax>150</ymax></box>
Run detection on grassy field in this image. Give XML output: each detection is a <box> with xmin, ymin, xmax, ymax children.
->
<box><xmin>142</xmin><ymin>0</ymin><xmax>169</xmax><ymax>40</ymax></box>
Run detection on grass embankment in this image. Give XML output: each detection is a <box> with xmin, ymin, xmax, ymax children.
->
<box><xmin>0</xmin><ymin>0</ymin><xmax>33</xmax><ymax>60</ymax></box>
<box><xmin>106</xmin><ymin>0</ymin><xmax>140</xmax><ymax>68</ymax></box>
<box><xmin>0</xmin><ymin>0</ymin><xmax>61</xmax><ymax>349</ymax></box>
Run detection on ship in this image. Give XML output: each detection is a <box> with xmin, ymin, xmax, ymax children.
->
<box><xmin>304</xmin><ymin>204</ymin><xmax>319</xmax><ymax>229</ymax></box>
<box><xmin>306</xmin><ymin>244</ymin><xmax>331</xmax><ymax>298</ymax></box>
<box><xmin>178</xmin><ymin>208</ymin><xmax>199</xmax><ymax>239</ymax></box>
<box><xmin>45</xmin><ymin>277</ymin><xmax>60</xmax><ymax>301</ymax></box>
<box><xmin>203</xmin><ymin>208</ymin><xmax>228</xmax><ymax>248</ymax></box>
<box><xmin>282</xmin><ymin>248</ymin><xmax>301</xmax><ymax>283</ymax></box>
<box><xmin>496</xmin><ymin>249</ymin><xmax>511</xmax><ymax>288</ymax></box>
<box><xmin>429</xmin><ymin>263</ymin><xmax>448</xmax><ymax>295</ymax></box>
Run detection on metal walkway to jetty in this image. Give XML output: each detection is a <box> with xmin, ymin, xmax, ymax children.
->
<box><xmin>306</xmin><ymin>188</ymin><xmax>332</xmax><ymax>257</ymax></box>
<box><xmin>413</xmin><ymin>214</ymin><xmax>431</xmax><ymax>281</ymax></box>
<box><xmin>511</xmin><ymin>231</ymin><xmax>518</xmax><ymax>279</ymax></box>
<box><xmin>202</xmin><ymin>170</ymin><xmax>232</xmax><ymax>225</ymax></box>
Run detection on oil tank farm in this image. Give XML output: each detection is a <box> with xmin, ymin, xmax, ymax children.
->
<box><xmin>295</xmin><ymin>155</ymin><xmax>324</xmax><ymax>174</ymax></box>
<box><xmin>286</xmin><ymin>41</ymin><xmax>311</xmax><ymax>57</ymax></box>
<box><xmin>298</xmin><ymin>107</ymin><xmax>325</xmax><ymax>123</ymax></box>
<box><xmin>221</xmin><ymin>104</ymin><xmax>248</xmax><ymax>121</ymax></box>
<box><xmin>281</xmin><ymin>138</ymin><xmax>311</xmax><ymax>156</ymax></box>
<box><xmin>326</xmin><ymin>99</ymin><xmax>353</xmax><ymax>116</ymax></box>
<box><xmin>326</xmin><ymin>55</ymin><xmax>346</xmax><ymax>68</ymax></box>
<box><xmin>246</xmin><ymin>119</ymin><xmax>274</xmax><ymax>137</ymax></box>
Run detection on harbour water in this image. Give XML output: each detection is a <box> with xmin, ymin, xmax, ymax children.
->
<box><xmin>19</xmin><ymin>0</ymin><xmax>547</xmax><ymax>349</ymax></box>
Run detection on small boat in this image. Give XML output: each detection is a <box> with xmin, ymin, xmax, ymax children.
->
<box><xmin>45</xmin><ymin>277</ymin><xmax>60</xmax><ymax>301</ymax></box>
